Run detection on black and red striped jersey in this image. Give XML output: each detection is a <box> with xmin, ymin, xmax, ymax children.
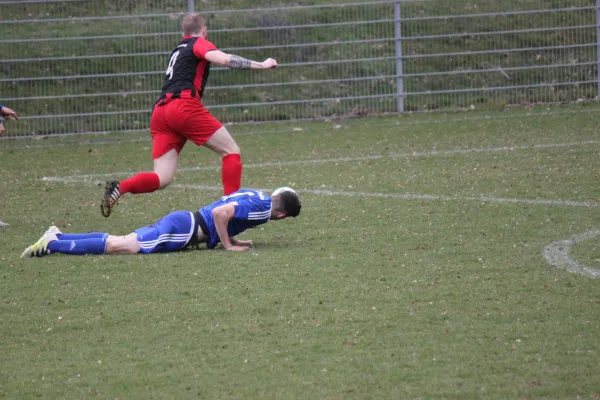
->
<box><xmin>159</xmin><ymin>36</ymin><xmax>217</xmax><ymax>99</ymax></box>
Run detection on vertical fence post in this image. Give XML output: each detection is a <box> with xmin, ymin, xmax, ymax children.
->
<box><xmin>188</xmin><ymin>0</ymin><xmax>194</xmax><ymax>13</ymax></box>
<box><xmin>394</xmin><ymin>1</ymin><xmax>404</xmax><ymax>112</ymax></box>
<box><xmin>597</xmin><ymin>0</ymin><xmax>600</xmax><ymax>97</ymax></box>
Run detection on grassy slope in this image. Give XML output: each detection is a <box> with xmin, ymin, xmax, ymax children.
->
<box><xmin>0</xmin><ymin>0</ymin><xmax>597</xmax><ymax>135</ymax></box>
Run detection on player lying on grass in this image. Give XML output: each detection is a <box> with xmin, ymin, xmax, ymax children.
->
<box><xmin>21</xmin><ymin>188</ymin><xmax>301</xmax><ymax>258</ymax></box>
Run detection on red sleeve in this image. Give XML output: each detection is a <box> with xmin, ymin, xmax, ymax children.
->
<box><xmin>193</xmin><ymin>38</ymin><xmax>217</xmax><ymax>59</ymax></box>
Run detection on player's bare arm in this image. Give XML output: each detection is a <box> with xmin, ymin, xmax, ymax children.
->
<box><xmin>0</xmin><ymin>105</ymin><xmax>19</xmax><ymax>136</ymax></box>
<box><xmin>204</xmin><ymin>50</ymin><xmax>278</xmax><ymax>70</ymax></box>
<box><xmin>0</xmin><ymin>105</ymin><xmax>19</xmax><ymax>120</ymax></box>
<box><xmin>211</xmin><ymin>204</ymin><xmax>250</xmax><ymax>251</ymax></box>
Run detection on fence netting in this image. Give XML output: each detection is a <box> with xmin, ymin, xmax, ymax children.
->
<box><xmin>0</xmin><ymin>0</ymin><xmax>597</xmax><ymax>137</ymax></box>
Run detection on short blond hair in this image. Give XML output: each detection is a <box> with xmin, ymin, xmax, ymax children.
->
<box><xmin>182</xmin><ymin>13</ymin><xmax>205</xmax><ymax>36</ymax></box>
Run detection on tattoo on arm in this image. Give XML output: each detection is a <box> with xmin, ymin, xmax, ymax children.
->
<box><xmin>229</xmin><ymin>55</ymin><xmax>252</xmax><ymax>69</ymax></box>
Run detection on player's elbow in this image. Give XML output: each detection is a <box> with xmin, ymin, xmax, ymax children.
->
<box><xmin>211</xmin><ymin>208</ymin><xmax>227</xmax><ymax>220</ymax></box>
<box><xmin>211</xmin><ymin>205</ymin><xmax>234</xmax><ymax>222</ymax></box>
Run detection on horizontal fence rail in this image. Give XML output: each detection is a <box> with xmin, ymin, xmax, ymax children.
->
<box><xmin>0</xmin><ymin>0</ymin><xmax>598</xmax><ymax>138</ymax></box>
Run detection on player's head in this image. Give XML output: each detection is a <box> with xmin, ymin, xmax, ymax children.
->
<box><xmin>182</xmin><ymin>13</ymin><xmax>207</xmax><ymax>38</ymax></box>
<box><xmin>270</xmin><ymin>187</ymin><xmax>301</xmax><ymax>220</ymax></box>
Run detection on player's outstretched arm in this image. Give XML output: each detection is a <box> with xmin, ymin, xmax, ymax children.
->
<box><xmin>204</xmin><ymin>50</ymin><xmax>277</xmax><ymax>70</ymax></box>
<box><xmin>211</xmin><ymin>204</ymin><xmax>250</xmax><ymax>251</ymax></box>
<box><xmin>0</xmin><ymin>105</ymin><xmax>19</xmax><ymax>120</ymax></box>
<box><xmin>0</xmin><ymin>105</ymin><xmax>19</xmax><ymax>136</ymax></box>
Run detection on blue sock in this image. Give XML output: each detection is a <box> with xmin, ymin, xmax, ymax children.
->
<box><xmin>57</xmin><ymin>232</ymin><xmax>106</xmax><ymax>240</ymax></box>
<box><xmin>48</xmin><ymin>235</ymin><xmax>108</xmax><ymax>255</ymax></box>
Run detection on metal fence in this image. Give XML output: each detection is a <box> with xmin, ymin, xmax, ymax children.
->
<box><xmin>0</xmin><ymin>0</ymin><xmax>598</xmax><ymax>138</ymax></box>
<box><xmin>399</xmin><ymin>0</ymin><xmax>597</xmax><ymax>112</ymax></box>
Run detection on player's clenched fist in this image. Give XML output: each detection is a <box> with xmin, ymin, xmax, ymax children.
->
<box><xmin>261</xmin><ymin>58</ymin><xmax>278</xmax><ymax>69</ymax></box>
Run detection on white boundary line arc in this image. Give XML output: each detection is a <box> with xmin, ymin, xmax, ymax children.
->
<box><xmin>40</xmin><ymin>139</ymin><xmax>600</xmax><ymax>181</ymax></box>
<box><xmin>542</xmin><ymin>230</ymin><xmax>600</xmax><ymax>278</ymax></box>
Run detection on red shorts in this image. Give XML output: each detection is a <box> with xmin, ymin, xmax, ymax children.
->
<box><xmin>150</xmin><ymin>95</ymin><xmax>223</xmax><ymax>159</ymax></box>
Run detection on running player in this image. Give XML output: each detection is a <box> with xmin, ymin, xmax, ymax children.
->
<box><xmin>22</xmin><ymin>188</ymin><xmax>301</xmax><ymax>257</ymax></box>
<box><xmin>100</xmin><ymin>13</ymin><xmax>279</xmax><ymax>218</ymax></box>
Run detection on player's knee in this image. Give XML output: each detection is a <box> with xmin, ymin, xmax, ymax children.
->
<box><xmin>212</xmin><ymin>145</ymin><xmax>240</xmax><ymax>158</ymax></box>
<box><xmin>214</xmin><ymin>142</ymin><xmax>240</xmax><ymax>157</ymax></box>
<box><xmin>225</xmin><ymin>143</ymin><xmax>241</xmax><ymax>156</ymax></box>
<box><xmin>221</xmin><ymin>136</ymin><xmax>240</xmax><ymax>156</ymax></box>
<box><xmin>106</xmin><ymin>234</ymin><xmax>140</xmax><ymax>255</ymax></box>
<box><xmin>157</xmin><ymin>173</ymin><xmax>174</xmax><ymax>189</ymax></box>
<box><xmin>153</xmin><ymin>168</ymin><xmax>174</xmax><ymax>189</ymax></box>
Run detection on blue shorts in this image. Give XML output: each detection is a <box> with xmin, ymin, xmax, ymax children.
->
<box><xmin>135</xmin><ymin>211</ymin><xmax>196</xmax><ymax>254</ymax></box>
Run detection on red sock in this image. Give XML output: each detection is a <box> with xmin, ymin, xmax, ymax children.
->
<box><xmin>222</xmin><ymin>154</ymin><xmax>242</xmax><ymax>195</ymax></box>
<box><xmin>120</xmin><ymin>172</ymin><xmax>161</xmax><ymax>195</ymax></box>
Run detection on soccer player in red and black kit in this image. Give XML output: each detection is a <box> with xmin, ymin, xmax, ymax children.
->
<box><xmin>100</xmin><ymin>13</ymin><xmax>278</xmax><ymax>217</ymax></box>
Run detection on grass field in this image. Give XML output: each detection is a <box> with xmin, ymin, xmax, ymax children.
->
<box><xmin>1</xmin><ymin>106</ymin><xmax>599</xmax><ymax>399</ymax></box>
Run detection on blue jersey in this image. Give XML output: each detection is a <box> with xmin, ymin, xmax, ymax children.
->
<box><xmin>199</xmin><ymin>189</ymin><xmax>272</xmax><ymax>249</ymax></box>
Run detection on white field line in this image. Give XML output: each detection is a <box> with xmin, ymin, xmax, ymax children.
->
<box><xmin>176</xmin><ymin>185</ymin><xmax>598</xmax><ymax>208</ymax></box>
<box><xmin>542</xmin><ymin>230</ymin><xmax>600</xmax><ymax>278</ymax></box>
<box><xmin>40</xmin><ymin>139</ymin><xmax>600</xmax><ymax>181</ymax></box>
<box><xmin>2</xmin><ymin>136</ymin><xmax>152</xmax><ymax>149</ymax></box>
<box><xmin>5</xmin><ymin>107</ymin><xmax>600</xmax><ymax>148</ymax></box>
<box><xmin>39</xmin><ymin>178</ymin><xmax>598</xmax><ymax>208</ymax></box>
<box><xmin>296</xmin><ymin>189</ymin><xmax>598</xmax><ymax>208</ymax></box>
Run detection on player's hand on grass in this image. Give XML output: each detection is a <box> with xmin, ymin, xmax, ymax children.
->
<box><xmin>261</xmin><ymin>58</ymin><xmax>278</xmax><ymax>69</ymax></box>
<box><xmin>0</xmin><ymin>124</ymin><xmax>5</xmax><ymax>136</ymax></box>
<box><xmin>0</xmin><ymin>106</ymin><xmax>19</xmax><ymax>120</ymax></box>
<box><xmin>226</xmin><ymin>245</ymin><xmax>250</xmax><ymax>252</ymax></box>
<box><xmin>233</xmin><ymin>239</ymin><xmax>253</xmax><ymax>246</ymax></box>
<box><xmin>229</xmin><ymin>236</ymin><xmax>253</xmax><ymax>247</ymax></box>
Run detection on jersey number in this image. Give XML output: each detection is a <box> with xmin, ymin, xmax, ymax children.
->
<box><xmin>221</xmin><ymin>191</ymin><xmax>256</xmax><ymax>201</ymax></box>
<box><xmin>165</xmin><ymin>51</ymin><xmax>180</xmax><ymax>80</ymax></box>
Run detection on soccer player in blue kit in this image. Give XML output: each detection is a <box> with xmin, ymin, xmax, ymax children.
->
<box><xmin>21</xmin><ymin>188</ymin><xmax>301</xmax><ymax>257</ymax></box>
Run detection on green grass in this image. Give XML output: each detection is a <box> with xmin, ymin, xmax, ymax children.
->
<box><xmin>1</xmin><ymin>107</ymin><xmax>599</xmax><ymax>399</ymax></box>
